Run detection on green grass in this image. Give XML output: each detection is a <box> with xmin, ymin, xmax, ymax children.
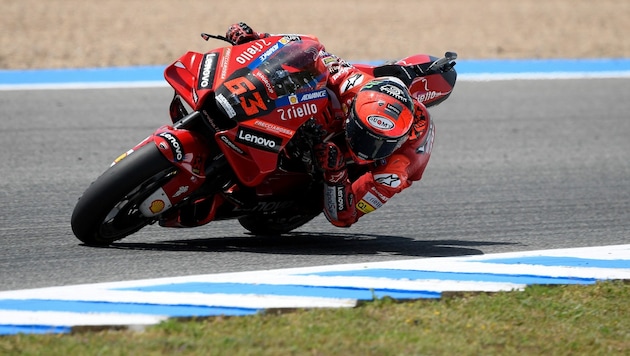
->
<box><xmin>2</xmin><ymin>280</ymin><xmax>629</xmax><ymax>355</ymax></box>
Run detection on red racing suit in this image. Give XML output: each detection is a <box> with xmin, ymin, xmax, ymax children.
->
<box><xmin>226</xmin><ymin>25</ymin><xmax>434</xmax><ymax>227</ymax></box>
<box><xmin>315</xmin><ymin>47</ymin><xmax>434</xmax><ymax>227</ymax></box>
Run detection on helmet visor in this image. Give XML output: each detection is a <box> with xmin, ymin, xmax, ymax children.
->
<box><xmin>346</xmin><ymin>110</ymin><xmax>405</xmax><ymax>161</ymax></box>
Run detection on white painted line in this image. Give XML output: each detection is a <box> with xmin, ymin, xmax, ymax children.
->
<box><xmin>0</xmin><ymin>289</ymin><xmax>357</xmax><ymax>309</ymax></box>
<box><xmin>0</xmin><ymin>310</ymin><xmax>167</xmax><ymax>327</ymax></box>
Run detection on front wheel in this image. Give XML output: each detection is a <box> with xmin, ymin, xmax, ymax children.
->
<box><xmin>71</xmin><ymin>144</ymin><xmax>176</xmax><ymax>246</ymax></box>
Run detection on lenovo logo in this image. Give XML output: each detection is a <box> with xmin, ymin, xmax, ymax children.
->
<box><xmin>198</xmin><ymin>53</ymin><xmax>218</xmax><ymax>89</ymax></box>
<box><xmin>235</xmin><ymin>127</ymin><xmax>282</xmax><ymax>153</ymax></box>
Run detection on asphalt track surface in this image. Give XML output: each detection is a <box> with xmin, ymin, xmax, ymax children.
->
<box><xmin>1</xmin><ymin>78</ymin><xmax>629</xmax><ymax>292</ymax></box>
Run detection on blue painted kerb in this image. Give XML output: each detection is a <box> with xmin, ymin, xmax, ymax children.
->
<box><xmin>1</xmin><ymin>58</ymin><xmax>630</xmax><ymax>85</ymax></box>
<box><xmin>0</xmin><ymin>65</ymin><xmax>165</xmax><ymax>85</ymax></box>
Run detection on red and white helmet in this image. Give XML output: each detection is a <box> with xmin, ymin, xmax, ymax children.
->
<box><xmin>345</xmin><ymin>77</ymin><xmax>415</xmax><ymax>161</ymax></box>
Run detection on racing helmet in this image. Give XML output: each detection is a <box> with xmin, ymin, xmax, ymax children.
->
<box><xmin>345</xmin><ymin>76</ymin><xmax>415</xmax><ymax>161</ymax></box>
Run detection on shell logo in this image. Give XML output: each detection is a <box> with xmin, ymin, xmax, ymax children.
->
<box><xmin>149</xmin><ymin>200</ymin><xmax>166</xmax><ymax>214</ymax></box>
<box><xmin>288</xmin><ymin>94</ymin><xmax>299</xmax><ymax>105</ymax></box>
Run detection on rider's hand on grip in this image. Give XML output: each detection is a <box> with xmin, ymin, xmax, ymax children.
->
<box><xmin>226</xmin><ymin>22</ymin><xmax>259</xmax><ymax>45</ymax></box>
<box><xmin>314</xmin><ymin>142</ymin><xmax>348</xmax><ymax>184</ymax></box>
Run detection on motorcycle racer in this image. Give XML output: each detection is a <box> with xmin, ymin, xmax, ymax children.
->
<box><xmin>226</xmin><ymin>22</ymin><xmax>434</xmax><ymax>228</ymax></box>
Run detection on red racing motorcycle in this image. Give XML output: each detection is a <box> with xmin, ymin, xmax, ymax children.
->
<box><xmin>71</xmin><ymin>33</ymin><xmax>457</xmax><ymax>246</ymax></box>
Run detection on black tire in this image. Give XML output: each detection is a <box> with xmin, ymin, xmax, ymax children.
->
<box><xmin>238</xmin><ymin>213</ymin><xmax>320</xmax><ymax>236</ymax></box>
<box><xmin>71</xmin><ymin>144</ymin><xmax>176</xmax><ymax>246</ymax></box>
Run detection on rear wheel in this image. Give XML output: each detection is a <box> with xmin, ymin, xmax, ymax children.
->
<box><xmin>238</xmin><ymin>213</ymin><xmax>320</xmax><ymax>236</ymax></box>
<box><xmin>71</xmin><ymin>144</ymin><xmax>176</xmax><ymax>246</ymax></box>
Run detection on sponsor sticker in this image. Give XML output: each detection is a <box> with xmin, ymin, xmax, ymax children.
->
<box><xmin>362</xmin><ymin>191</ymin><xmax>384</xmax><ymax>209</ymax></box>
<box><xmin>247</xmin><ymin>39</ymin><xmax>286</xmax><ymax>69</ymax></box>
<box><xmin>235</xmin><ymin>39</ymin><xmax>273</xmax><ymax>65</ymax></box>
<box><xmin>139</xmin><ymin>188</ymin><xmax>172</xmax><ymax>217</ymax></box>
<box><xmin>149</xmin><ymin>200</ymin><xmax>166</xmax><ymax>214</ymax></box>
<box><xmin>275</xmin><ymin>89</ymin><xmax>328</xmax><ymax>107</ymax></box>
<box><xmin>380</xmin><ymin>84</ymin><xmax>409</xmax><ymax>103</ymax></box>
<box><xmin>412</xmin><ymin>77</ymin><xmax>446</xmax><ymax>104</ymax></box>
<box><xmin>277</xmin><ymin>102</ymin><xmax>319</xmax><ymax>120</ymax></box>
<box><xmin>374</xmin><ymin>173</ymin><xmax>402</xmax><ymax>188</ymax></box>
<box><xmin>367</xmin><ymin>115</ymin><xmax>395</xmax><ymax>131</ymax></box>
<box><xmin>235</xmin><ymin>127</ymin><xmax>283</xmax><ymax>152</ymax></box>
<box><xmin>219</xmin><ymin>135</ymin><xmax>246</xmax><ymax>155</ymax></box>
<box><xmin>340</xmin><ymin>73</ymin><xmax>364</xmax><ymax>94</ymax></box>
<box><xmin>253</xmin><ymin>70</ymin><xmax>275</xmax><ymax>96</ymax></box>
<box><xmin>197</xmin><ymin>53</ymin><xmax>218</xmax><ymax>89</ymax></box>
<box><xmin>336</xmin><ymin>185</ymin><xmax>346</xmax><ymax>211</ymax></box>
<box><xmin>216</xmin><ymin>93</ymin><xmax>237</xmax><ymax>118</ymax></box>
<box><xmin>219</xmin><ymin>47</ymin><xmax>231</xmax><ymax>80</ymax></box>
<box><xmin>415</xmin><ymin>90</ymin><xmax>445</xmax><ymax>104</ymax></box>
<box><xmin>158</xmin><ymin>132</ymin><xmax>185</xmax><ymax>162</ymax></box>
<box><xmin>324</xmin><ymin>185</ymin><xmax>338</xmax><ymax>220</ymax></box>
<box><xmin>385</xmin><ymin>103</ymin><xmax>402</xmax><ymax>118</ymax></box>
<box><xmin>356</xmin><ymin>199</ymin><xmax>375</xmax><ymax>214</ymax></box>
<box><xmin>253</xmin><ymin>120</ymin><xmax>295</xmax><ymax>137</ymax></box>
<box><xmin>279</xmin><ymin>35</ymin><xmax>302</xmax><ymax>44</ymax></box>
<box><xmin>172</xmin><ymin>186</ymin><xmax>189</xmax><ymax>198</ymax></box>
<box><xmin>299</xmin><ymin>89</ymin><xmax>328</xmax><ymax>101</ymax></box>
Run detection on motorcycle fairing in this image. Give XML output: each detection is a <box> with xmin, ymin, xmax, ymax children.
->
<box><xmin>164</xmin><ymin>51</ymin><xmax>213</xmax><ymax>109</ymax></box>
<box><xmin>164</xmin><ymin>36</ymin><xmax>326</xmax><ymax>112</ymax></box>
<box><xmin>215</xmin><ymin>89</ymin><xmax>329</xmax><ymax>187</ymax></box>
<box><xmin>203</xmin><ymin>37</ymin><xmax>331</xmax><ymax>187</ymax></box>
<box><xmin>161</xmin><ymin>36</ymin><xmax>332</xmax><ymax>204</ymax></box>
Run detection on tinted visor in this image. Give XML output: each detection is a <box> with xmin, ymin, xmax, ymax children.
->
<box><xmin>346</xmin><ymin>110</ymin><xmax>405</xmax><ymax>161</ymax></box>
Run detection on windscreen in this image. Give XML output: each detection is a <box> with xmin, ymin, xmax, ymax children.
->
<box><xmin>214</xmin><ymin>37</ymin><xmax>328</xmax><ymax>122</ymax></box>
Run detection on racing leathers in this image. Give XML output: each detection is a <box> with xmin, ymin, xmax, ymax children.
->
<box><xmin>226</xmin><ymin>23</ymin><xmax>434</xmax><ymax>228</ymax></box>
<box><xmin>316</xmin><ymin>51</ymin><xmax>434</xmax><ymax>227</ymax></box>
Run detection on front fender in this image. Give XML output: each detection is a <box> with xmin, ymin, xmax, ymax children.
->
<box><xmin>137</xmin><ymin>126</ymin><xmax>212</xmax><ymax>215</ymax></box>
<box><xmin>153</xmin><ymin>125</ymin><xmax>209</xmax><ymax>177</ymax></box>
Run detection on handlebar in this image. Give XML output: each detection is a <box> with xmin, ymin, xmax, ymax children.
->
<box><xmin>200</xmin><ymin>32</ymin><xmax>236</xmax><ymax>45</ymax></box>
<box><xmin>426</xmin><ymin>51</ymin><xmax>458</xmax><ymax>73</ymax></box>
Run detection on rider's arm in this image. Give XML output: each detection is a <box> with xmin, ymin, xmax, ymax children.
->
<box><xmin>319</xmin><ymin>151</ymin><xmax>415</xmax><ymax>227</ymax></box>
<box><xmin>315</xmin><ymin>142</ymin><xmax>357</xmax><ymax>227</ymax></box>
<box><xmin>319</xmin><ymin>100</ymin><xmax>433</xmax><ymax>228</ymax></box>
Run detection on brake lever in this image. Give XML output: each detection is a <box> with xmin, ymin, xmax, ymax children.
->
<box><xmin>200</xmin><ymin>33</ymin><xmax>236</xmax><ymax>45</ymax></box>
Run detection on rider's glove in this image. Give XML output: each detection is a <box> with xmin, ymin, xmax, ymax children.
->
<box><xmin>314</xmin><ymin>142</ymin><xmax>348</xmax><ymax>184</ymax></box>
<box><xmin>226</xmin><ymin>22</ymin><xmax>262</xmax><ymax>45</ymax></box>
